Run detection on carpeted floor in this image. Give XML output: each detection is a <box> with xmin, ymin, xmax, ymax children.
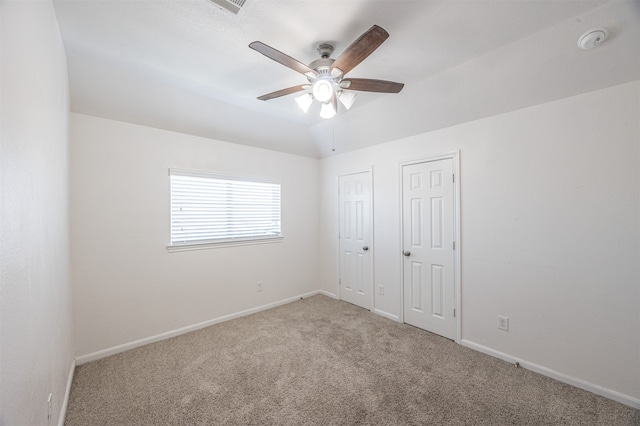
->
<box><xmin>65</xmin><ymin>295</ymin><xmax>639</xmax><ymax>425</ymax></box>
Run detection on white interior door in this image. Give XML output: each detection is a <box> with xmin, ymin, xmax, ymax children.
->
<box><xmin>339</xmin><ymin>171</ymin><xmax>372</xmax><ymax>310</ymax></box>
<box><xmin>402</xmin><ymin>158</ymin><xmax>456</xmax><ymax>339</ymax></box>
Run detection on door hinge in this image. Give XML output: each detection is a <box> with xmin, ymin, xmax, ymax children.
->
<box><xmin>453</xmin><ymin>308</ymin><xmax>456</xmax><ymax>318</ymax></box>
<box><xmin>453</xmin><ymin>241</ymin><xmax>456</xmax><ymax>250</ymax></box>
<box><xmin>339</xmin><ymin>278</ymin><xmax>341</xmax><ymax>285</ymax></box>
<box><xmin>452</xmin><ymin>173</ymin><xmax>455</xmax><ymax>183</ymax></box>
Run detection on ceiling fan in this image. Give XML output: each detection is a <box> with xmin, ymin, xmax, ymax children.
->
<box><xmin>249</xmin><ymin>25</ymin><xmax>404</xmax><ymax>119</ymax></box>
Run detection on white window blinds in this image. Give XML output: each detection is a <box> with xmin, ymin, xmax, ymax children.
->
<box><xmin>169</xmin><ymin>169</ymin><xmax>281</xmax><ymax>247</ymax></box>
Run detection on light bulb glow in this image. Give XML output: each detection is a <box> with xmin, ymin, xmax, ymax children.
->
<box><xmin>312</xmin><ymin>79</ymin><xmax>333</xmax><ymax>103</ymax></box>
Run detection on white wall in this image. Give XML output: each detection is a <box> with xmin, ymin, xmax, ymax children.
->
<box><xmin>70</xmin><ymin>113</ymin><xmax>320</xmax><ymax>358</ymax></box>
<box><xmin>310</xmin><ymin>1</ymin><xmax>640</xmax><ymax>158</ymax></box>
<box><xmin>320</xmin><ymin>81</ymin><xmax>640</xmax><ymax>404</ymax></box>
<box><xmin>0</xmin><ymin>1</ymin><xmax>74</xmax><ymax>425</ymax></box>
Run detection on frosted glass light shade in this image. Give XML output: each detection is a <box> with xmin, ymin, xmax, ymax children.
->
<box><xmin>312</xmin><ymin>79</ymin><xmax>333</xmax><ymax>103</ymax></box>
<box><xmin>320</xmin><ymin>101</ymin><xmax>336</xmax><ymax>119</ymax></box>
<box><xmin>295</xmin><ymin>93</ymin><xmax>313</xmax><ymax>113</ymax></box>
<box><xmin>338</xmin><ymin>91</ymin><xmax>357</xmax><ymax>110</ymax></box>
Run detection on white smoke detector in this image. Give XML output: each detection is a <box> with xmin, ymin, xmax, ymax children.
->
<box><xmin>578</xmin><ymin>28</ymin><xmax>609</xmax><ymax>50</ymax></box>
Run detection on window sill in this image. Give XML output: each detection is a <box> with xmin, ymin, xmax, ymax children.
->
<box><xmin>166</xmin><ymin>236</ymin><xmax>284</xmax><ymax>252</ymax></box>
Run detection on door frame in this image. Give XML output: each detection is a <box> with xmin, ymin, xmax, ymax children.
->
<box><xmin>336</xmin><ymin>167</ymin><xmax>374</xmax><ymax>310</ymax></box>
<box><xmin>399</xmin><ymin>151</ymin><xmax>461</xmax><ymax>343</ymax></box>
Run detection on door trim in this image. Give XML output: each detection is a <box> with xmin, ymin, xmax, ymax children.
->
<box><xmin>336</xmin><ymin>167</ymin><xmax>374</xmax><ymax>310</ymax></box>
<box><xmin>399</xmin><ymin>151</ymin><xmax>461</xmax><ymax>343</ymax></box>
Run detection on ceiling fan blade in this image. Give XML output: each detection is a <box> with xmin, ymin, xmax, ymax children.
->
<box><xmin>249</xmin><ymin>41</ymin><xmax>317</xmax><ymax>77</ymax></box>
<box><xmin>257</xmin><ymin>84</ymin><xmax>308</xmax><ymax>101</ymax></box>
<box><xmin>330</xmin><ymin>25</ymin><xmax>389</xmax><ymax>75</ymax></box>
<box><xmin>342</xmin><ymin>78</ymin><xmax>404</xmax><ymax>93</ymax></box>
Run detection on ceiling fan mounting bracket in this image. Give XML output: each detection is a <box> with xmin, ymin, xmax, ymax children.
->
<box><xmin>317</xmin><ymin>44</ymin><xmax>334</xmax><ymax>59</ymax></box>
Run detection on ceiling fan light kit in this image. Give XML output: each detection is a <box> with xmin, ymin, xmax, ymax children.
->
<box><xmin>312</xmin><ymin>79</ymin><xmax>333</xmax><ymax>103</ymax></box>
<box><xmin>249</xmin><ymin>25</ymin><xmax>404</xmax><ymax>119</ymax></box>
<box><xmin>338</xmin><ymin>90</ymin><xmax>357</xmax><ymax>110</ymax></box>
<box><xmin>294</xmin><ymin>93</ymin><xmax>313</xmax><ymax>113</ymax></box>
<box><xmin>320</xmin><ymin>101</ymin><xmax>337</xmax><ymax>119</ymax></box>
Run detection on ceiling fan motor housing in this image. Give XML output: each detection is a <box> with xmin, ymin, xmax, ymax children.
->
<box><xmin>307</xmin><ymin>52</ymin><xmax>345</xmax><ymax>103</ymax></box>
<box><xmin>308</xmin><ymin>58</ymin><xmax>334</xmax><ymax>74</ymax></box>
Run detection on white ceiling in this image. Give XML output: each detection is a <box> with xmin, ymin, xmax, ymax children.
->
<box><xmin>53</xmin><ymin>0</ymin><xmax>640</xmax><ymax>158</ymax></box>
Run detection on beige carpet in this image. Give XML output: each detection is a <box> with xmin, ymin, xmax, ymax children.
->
<box><xmin>65</xmin><ymin>295</ymin><xmax>639</xmax><ymax>425</ymax></box>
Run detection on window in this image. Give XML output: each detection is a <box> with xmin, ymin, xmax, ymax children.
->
<box><xmin>168</xmin><ymin>169</ymin><xmax>282</xmax><ymax>250</ymax></box>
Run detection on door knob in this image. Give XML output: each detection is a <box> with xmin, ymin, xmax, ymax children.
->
<box><xmin>403</xmin><ymin>250</ymin><xmax>411</xmax><ymax>257</ymax></box>
<box><xmin>363</xmin><ymin>246</ymin><xmax>369</xmax><ymax>251</ymax></box>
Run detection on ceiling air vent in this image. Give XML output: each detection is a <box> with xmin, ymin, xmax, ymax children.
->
<box><xmin>208</xmin><ymin>0</ymin><xmax>246</xmax><ymax>15</ymax></box>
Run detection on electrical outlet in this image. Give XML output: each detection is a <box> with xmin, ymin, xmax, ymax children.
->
<box><xmin>257</xmin><ymin>281</ymin><xmax>263</xmax><ymax>292</ymax></box>
<box><xmin>378</xmin><ymin>285</ymin><xmax>384</xmax><ymax>295</ymax></box>
<box><xmin>47</xmin><ymin>393</ymin><xmax>53</xmax><ymax>424</ymax></box>
<box><xmin>498</xmin><ymin>315</ymin><xmax>509</xmax><ymax>331</ymax></box>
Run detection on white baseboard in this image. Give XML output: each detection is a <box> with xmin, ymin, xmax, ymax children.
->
<box><xmin>318</xmin><ymin>290</ymin><xmax>338</xmax><ymax>299</ymax></box>
<box><xmin>460</xmin><ymin>339</ymin><xmax>640</xmax><ymax>410</ymax></box>
<box><xmin>59</xmin><ymin>359</ymin><xmax>75</xmax><ymax>426</ymax></box>
<box><xmin>373</xmin><ymin>308</ymin><xmax>400</xmax><ymax>322</ymax></box>
<box><xmin>76</xmin><ymin>290</ymin><xmax>322</xmax><ymax>365</ymax></box>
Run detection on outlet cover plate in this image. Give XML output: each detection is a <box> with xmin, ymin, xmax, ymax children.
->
<box><xmin>498</xmin><ymin>315</ymin><xmax>509</xmax><ymax>331</ymax></box>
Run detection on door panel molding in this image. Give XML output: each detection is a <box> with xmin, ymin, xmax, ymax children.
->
<box><xmin>337</xmin><ymin>167</ymin><xmax>374</xmax><ymax>310</ymax></box>
<box><xmin>399</xmin><ymin>151</ymin><xmax>461</xmax><ymax>343</ymax></box>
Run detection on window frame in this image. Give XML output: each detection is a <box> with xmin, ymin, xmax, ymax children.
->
<box><xmin>166</xmin><ymin>168</ymin><xmax>283</xmax><ymax>252</ymax></box>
